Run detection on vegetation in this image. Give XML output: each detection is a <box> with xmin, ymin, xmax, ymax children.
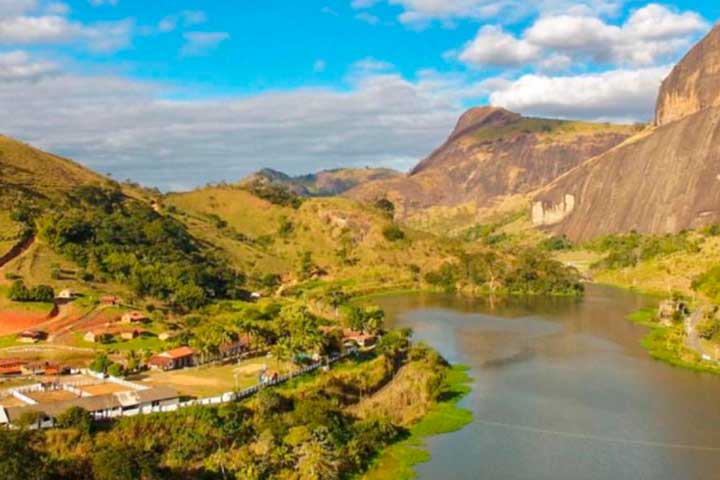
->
<box><xmin>37</xmin><ymin>186</ymin><xmax>245</xmax><ymax>310</ymax></box>
<box><xmin>587</xmin><ymin>231</ymin><xmax>700</xmax><ymax>270</ymax></box>
<box><xmin>8</xmin><ymin>280</ymin><xmax>54</xmax><ymax>302</ymax></box>
<box><xmin>245</xmin><ymin>179</ymin><xmax>303</xmax><ymax>208</ymax></box>
<box><xmin>424</xmin><ymin>249</ymin><xmax>583</xmax><ymax>296</ymax></box>
<box><xmin>0</xmin><ymin>343</ymin><xmax>458</xmax><ymax>480</ymax></box>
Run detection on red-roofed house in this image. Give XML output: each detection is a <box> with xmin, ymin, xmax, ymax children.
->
<box><xmin>148</xmin><ymin>346</ymin><xmax>196</xmax><ymax>371</ymax></box>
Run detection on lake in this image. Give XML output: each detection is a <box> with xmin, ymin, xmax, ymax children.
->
<box><xmin>375</xmin><ymin>284</ymin><xmax>720</xmax><ymax>480</ymax></box>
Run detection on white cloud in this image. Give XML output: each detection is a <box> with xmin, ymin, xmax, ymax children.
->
<box><xmin>458</xmin><ymin>4</ymin><xmax>708</xmax><ymax>68</ymax></box>
<box><xmin>181</xmin><ymin>32</ymin><xmax>229</xmax><ymax>57</ymax></box>
<box><xmin>352</xmin><ymin>57</ymin><xmax>394</xmax><ymax>72</ymax></box>
<box><xmin>489</xmin><ymin>66</ymin><xmax>670</xmax><ymax>121</ymax></box>
<box><xmin>0</xmin><ymin>60</ymin><xmax>480</xmax><ymax>189</ymax></box>
<box><xmin>158</xmin><ymin>10</ymin><xmax>207</xmax><ymax>33</ymax></box>
<box><xmin>356</xmin><ymin>12</ymin><xmax>381</xmax><ymax>25</ymax></box>
<box><xmin>355</xmin><ymin>0</ymin><xmax>626</xmax><ymax>26</ymax></box>
<box><xmin>459</xmin><ymin>25</ymin><xmax>541</xmax><ymax>67</ymax></box>
<box><xmin>0</xmin><ymin>0</ymin><xmax>38</xmax><ymax>17</ymax></box>
<box><xmin>0</xmin><ymin>5</ymin><xmax>133</xmax><ymax>53</ymax></box>
<box><xmin>89</xmin><ymin>0</ymin><xmax>118</xmax><ymax>6</ymax></box>
<box><xmin>0</xmin><ymin>50</ymin><xmax>57</xmax><ymax>82</ymax></box>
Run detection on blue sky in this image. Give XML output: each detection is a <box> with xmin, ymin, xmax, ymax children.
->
<box><xmin>0</xmin><ymin>0</ymin><xmax>717</xmax><ymax>189</ymax></box>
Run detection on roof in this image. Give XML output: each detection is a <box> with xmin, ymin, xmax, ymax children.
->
<box><xmin>123</xmin><ymin>311</ymin><xmax>148</xmax><ymax>319</ymax></box>
<box><xmin>162</xmin><ymin>346</ymin><xmax>195</xmax><ymax>359</ymax></box>
<box><xmin>2</xmin><ymin>386</ymin><xmax>180</xmax><ymax>423</ymax></box>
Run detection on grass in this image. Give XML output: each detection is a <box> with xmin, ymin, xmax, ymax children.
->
<box><xmin>0</xmin><ymin>211</ymin><xmax>22</xmax><ymax>257</ymax></box>
<box><xmin>138</xmin><ymin>357</ymin><xmax>295</xmax><ymax>397</ymax></box>
<box><xmin>626</xmin><ymin>308</ymin><xmax>720</xmax><ymax>375</ymax></box>
<box><xmin>362</xmin><ymin>365</ymin><xmax>473</xmax><ymax>480</ymax></box>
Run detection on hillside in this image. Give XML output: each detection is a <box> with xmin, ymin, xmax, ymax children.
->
<box><xmin>164</xmin><ymin>186</ymin><xmax>456</xmax><ymax>293</ymax></box>
<box><xmin>533</xmin><ymin>24</ymin><xmax>720</xmax><ymax>241</ymax></box>
<box><xmin>240</xmin><ymin>167</ymin><xmax>401</xmax><ymax>197</ymax></box>
<box><xmin>346</xmin><ymin>107</ymin><xmax>638</xmax><ymax>233</ymax></box>
<box><xmin>0</xmin><ymin>135</ymin><xmax>108</xmax><ymax>202</ymax></box>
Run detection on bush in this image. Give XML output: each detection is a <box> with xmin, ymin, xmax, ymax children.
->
<box><xmin>382</xmin><ymin>225</ymin><xmax>405</xmax><ymax>242</ymax></box>
<box><xmin>8</xmin><ymin>280</ymin><xmax>54</xmax><ymax>302</ymax></box>
<box><xmin>374</xmin><ymin>198</ymin><xmax>395</xmax><ymax>218</ymax></box>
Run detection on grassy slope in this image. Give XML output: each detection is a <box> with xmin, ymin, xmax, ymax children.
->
<box><xmin>166</xmin><ymin>186</ymin><xmax>456</xmax><ymax>292</ymax></box>
<box><xmin>362</xmin><ymin>365</ymin><xmax>473</xmax><ymax>480</ymax></box>
<box><xmin>0</xmin><ymin>211</ymin><xmax>23</xmax><ymax>258</ymax></box>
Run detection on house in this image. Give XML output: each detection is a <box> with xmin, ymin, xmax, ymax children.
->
<box><xmin>121</xmin><ymin>311</ymin><xmax>149</xmax><ymax>324</ymax></box>
<box><xmin>320</xmin><ymin>326</ymin><xmax>377</xmax><ymax>349</ymax></box>
<box><xmin>21</xmin><ymin>361</ymin><xmax>60</xmax><ymax>376</ymax></box>
<box><xmin>101</xmin><ymin>295</ymin><xmax>121</xmax><ymax>306</ymax></box>
<box><xmin>56</xmin><ymin>289</ymin><xmax>78</xmax><ymax>300</ymax></box>
<box><xmin>120</xmin><ymin>330</ymin><xmax>141</xmax><ymax>341</ymax></box>
<box><xmin>0</xmin><ymin>385</ymin><xmax>180</xmax><ymax>428</ymax></box>
<box><xmin>148</xmin><ymin>346</ymin><xmax>195</xmax><ymax>371</ymax></box>
<box><xmin>0</xmin><ymin>359</ymin><xmax>25</xmax><ymax>376</ymax></box>
<box><xmin>18</xmin><ymin>330</ymin><xmax>47</xmax><ymax>344</ymax></box>
<box><xmin>84</xmin><ymin>331</ymin><xmax>113</xmax><ymax>344</ymax></box>
<box><xmin>219</xmin><ymin>336</ymin><xmax>252</xmax><ymax>359</ymax></box>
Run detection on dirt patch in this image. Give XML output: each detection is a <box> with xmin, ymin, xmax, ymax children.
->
<box><xmin>0</xmin><ymin>311</ymin><xmax>49</xmax><ymax>335</ymax></box>
<box><xmin>81</xmin><ymin>383</ymin><xmax>132</xmax><ymax>396</ymax></box>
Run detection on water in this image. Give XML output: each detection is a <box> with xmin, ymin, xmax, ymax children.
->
<box><xmin>375</xmin><ymin>284</ymin><xmax>720</xmax><ymax>480</ymax></box>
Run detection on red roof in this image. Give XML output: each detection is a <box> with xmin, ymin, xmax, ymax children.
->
<box><xmin>0</xmin><ymin>366</ymin><xmax>22</xmax><ymax>375</ymax></box>
<box><xmin>163</xmin><ymin>346</ymin><xmax>195</xmax><ymax>359</ymax></box>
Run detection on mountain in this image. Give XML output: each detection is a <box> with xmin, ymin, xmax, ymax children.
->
<box><xmin>532</xmin><ymin>23</ymin><xmax>720</xmax><ymax>241</ymax></box>
<box><xmin>240</xmin><ymin>167</ymin><xmax>401</xmax><ymax>197</ymax></box>
<box><xmin>345</xmin><ymin>107</ymin><xmax>639</xmax><ymax>231</ymax></box>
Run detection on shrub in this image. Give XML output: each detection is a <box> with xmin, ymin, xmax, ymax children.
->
<box><xmin>374</xmin><ymin>198</ymin><xmax>395</xmax><ymax>218</ymax></box>
<box><xmin>382</xmin><ymin>225</ymin><xmax>405</xmax><ymax>242</ymax></box>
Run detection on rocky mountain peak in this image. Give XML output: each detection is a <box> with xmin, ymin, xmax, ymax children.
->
<box><xmin>656</xmin><ymin>23</ymin><xmax>720</xmax><ymax>126</ymax></box>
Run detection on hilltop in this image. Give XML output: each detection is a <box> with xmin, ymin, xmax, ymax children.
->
<box><xmin>240</xmin><ymin>167</ymin><xmax>401</xmax><ymax>197</ymax></box>
<box><xmin>346</xmin><ymin>107</ymin><xmax>639</xmax><ymax>234</ymax></box>
<box><xmin>533</xmin><ymin>24</ymin><xmax>720</xmax><ymax>241</ymax></box>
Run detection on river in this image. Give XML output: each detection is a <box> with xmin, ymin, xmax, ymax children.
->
<box><xmin>375</xmin><ymin>284</ymin><xmax>720</xmax><ymax>480</ymax></box>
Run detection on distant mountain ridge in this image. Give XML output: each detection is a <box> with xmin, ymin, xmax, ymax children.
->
<box><xmin>345</xmin><ymin>106</ymin><xmax>639</xmax><ymax>225</ymax></box>
<box><xmin>240</xmin><ymin>167</ymin><xmax>401</xmax><ymax>197</ymax></box>
<box><xmin>533</xmin><ymin>23</ymin><xmax>720</xmax><ymax>241</ymax></box>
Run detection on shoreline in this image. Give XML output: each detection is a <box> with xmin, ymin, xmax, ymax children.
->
<box><xmin>626</xmin><ymin>307</ymin><xmax>720</xmax><ymax>375</ymax></box>
<box><xmin>361</xmin><ymin>364</ymin><xmax>473</xmax><ymax>480</ymax></box>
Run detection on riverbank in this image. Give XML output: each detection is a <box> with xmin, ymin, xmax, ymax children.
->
<box><xmin>362</xmin><ymin>365</ymin><xmax>473</xmax><ymax>480</ymax></box>
<box><xmin>627</xmin><ymin>307</ymin><xmax>720</xmax><ymax>375</ymax></box>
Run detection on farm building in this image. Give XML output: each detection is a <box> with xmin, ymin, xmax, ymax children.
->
<box><xmin>0</xmin><ymin>374</ymin><xmax>180</xmax><ymax>428</ymax></box>
<box><xmin>18</xmin><ymin>330</ymin><xmax>47</xmax><ymax>344</ymax></box>
<box><xmin>148</xmin><ymin>346</ymin><xmax>196</xmax><ymax>371</ymax></box>
<box><xmin>121</xmin><ymin>311</ymin><xmax>149</xmax><ymax>324</ymax></box>
<box><xmin>56</xmin><ymin>289</ymin><xmax>78</xmax><ymax>300</ymax></box>
<box><xmin>0</xmin><ymin>359</ymin><xmax>25</xmax><ymax>376</ymax></box>
<box><xmin>100</xmin><ymin>296</ymin><xmax>121</xmax><ymax>306</ymax></box>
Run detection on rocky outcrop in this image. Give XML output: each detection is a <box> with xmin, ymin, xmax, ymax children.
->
<box><xmin>656</xmin><ymin>23</ymin><xmax>720</xmax><ymax>126</ymax></box>
<box><xmin>534</xmin><ymin>24</ymin><xmax>720</xmax><ymax>241</ymax></box>
<box><xmin>346</xmin><ymin>108</ymin><xmax>636</xmax><ymax>219</ymax></box>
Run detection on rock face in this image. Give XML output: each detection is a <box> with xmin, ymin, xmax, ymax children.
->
<box><xmin>534</xmin><ymin>24</ymin><xmax>720</xmax><ymax>241</ymax></box>
<box><xmin>656</xmin><ymin>23</ymin><xmax>720</xmax><ymax>126</ymax></box>
<box><xmin>346</xmin><ymin>107</ymin><xmax>636</xmax><ymax>218</ymax></box>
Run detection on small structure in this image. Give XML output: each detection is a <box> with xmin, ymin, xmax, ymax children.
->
<box><xmin>218</xmin><ymin>336</ymin><xmax>252</xmax><ymax>359</ymax></box>
<box><xmin>121</xmin><ymin>311</ymin><xmax>149</xmax><ymax>324</ymax></box>
<box><xmin>158</xmin><ymin>332</ymin><xmax>176</xmax><ymax>342</ymax></box>
<box><xmin>21</xmin><ymin>361</ymin><xmax>60</xmax><ymax>376</ymax></box>
<box><xmin>320</xmin><ymin>326</ymin><xmax>377</xmax><ymax>349</ymax></box>
<box><xmin>120</xmin><ymin>330</ymin><xmax>141</xmax><ymax>341</ymax></box>
<box><xmin>260</xmin><ymin>369</ymin><xmax>279</xmax><ymax>384</ymax></box>
<box><xmin>56</xmin><ymin>289</ymin><xmax>78</xmax><ymax>300</ymax></box>
<box><xmin>657</xmin><ymin>299</ymin><xmax>689</xmax><ymax>327</ymax></box>
<box><xmin>148</xmin><ymin>346</ymin><xmax>196</xmax><ymax>371</ymax></box>
<box><xmin>18</xmin><ymin>330</ymin><xmax>47</xmax><ymax>344</ymax></box>
<box><xmin>0</xmin><ymin>359</ymin><xmax>25</xmax><ymax>376</ymax></box>
<box><xmin>101</xmin><ymin>296</ymin><xmax>121</xmax><ymax>306</ymax></box>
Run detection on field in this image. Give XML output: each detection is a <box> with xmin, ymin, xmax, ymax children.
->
<box><xmin>0</xmin><ymin>211</ymin><xmax>22</xmax><ymax>259</ymax></box>
<box><xmin>137</xmin><ymin>357</ymin><xmax>295</xmax><ymax>397</ymax></box>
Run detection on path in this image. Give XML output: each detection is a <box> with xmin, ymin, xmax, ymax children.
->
<box><xmin>0</xmin><ymin>234</ymin><xmax>35</xmax><ymax>272</ymax></box>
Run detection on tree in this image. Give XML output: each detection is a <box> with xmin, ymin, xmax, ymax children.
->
<box><xmin>382</xmin><ymin>225</ymin><xmax>405</xmax><ymax>242</ymax></box>
<box><xmin>374</xmin><ymin>198</ymin><xmax>395</xmax><ymax>218</ymax></box>
<box><xmin>294</xmin><ymin>433</ymin><xmax>340</xmax><ymax>480</ymax></box>
<box><xmin>89</xmin><ymin>352</ymin><xmax>112</xmax><ymax>374</ymax></box>
<box><xmin>55</xmin><ymin>406</ymin><xmax>92</xmax><ymax>433</ymax></box>
<box><xmin>0</xmin><ymin>430</ymin><xmax>50</xmax><ymax>480</ymax></box>
<box><xmin>107</xmin><ymin>363</ymin><xmax>124</xmax><ymax>378</ymax></box>
<box><xmin>8</xmin><ymin>280</ymin><xmax>31</xmax><ymax>301</ymax></box>
<box><xmin>91</xmin><ymin>445</ymin><xmax>161</xmax><ymax>480</ymax></box>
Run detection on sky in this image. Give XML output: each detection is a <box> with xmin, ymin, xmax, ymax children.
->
<box><xmin>0</xmin><ymin>0</ymin><xmax>718</xmax><ymax>190</ymax></box>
